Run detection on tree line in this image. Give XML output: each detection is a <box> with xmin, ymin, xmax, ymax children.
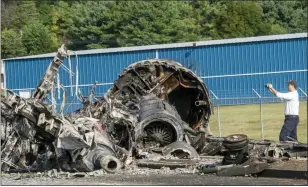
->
<box><xmin>1</xmin><ymin>0</ymin><xmax>307</xmax><ymax>59</ymax></box>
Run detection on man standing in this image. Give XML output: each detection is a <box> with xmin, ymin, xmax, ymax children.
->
<box><xmin>266</xmin><ymin>80</ymin><xmax>299</xmax><ymax>141</ymax></box>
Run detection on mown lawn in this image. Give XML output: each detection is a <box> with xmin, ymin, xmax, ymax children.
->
<box><xmin>209</xmin><ymin>102</ymin><xmax>307</xmax><ymax>143</ymax></box>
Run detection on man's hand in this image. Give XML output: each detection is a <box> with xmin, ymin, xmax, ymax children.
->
<box><xmin>266</xmin><ymin>83</ymin><xmax>273</xmax><ymax>89</ymax></box>
<box><xmin>266</xmin><ymin>83</ymin><xmax>278</xmax><ymax>96</ymax></box>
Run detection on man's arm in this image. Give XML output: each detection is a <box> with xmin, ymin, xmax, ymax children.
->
<box><xmin>266</xmin><ymin>83</ymin><xmax>278</xmax><ymax>95</ymax></box>
<box><xmin>275</xmin><ymin>92</ymin><xmax>296</xmax><ymax>100</ymax></box>
<box><xmin>267</xmin><ymin>84</ymin><xmax>296</xmax><ymax>100</ymax></box>
<box><xmin>268</xmin><ymin>87</ymin><xmax>278</xmax><ymax>96</ymax></box>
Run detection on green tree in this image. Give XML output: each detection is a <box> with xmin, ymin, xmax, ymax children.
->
<box><xmin>37</xmin><ymin>1</ymin><xmax>53</xmax><ymax>27</ymax></box>
<box><xmin>55</xmin><ymin>1</ymin><xmax>110</xmax><ymax>49</ymax></box>
<box><xmin>260</xmin><ymin>1</ymin><xmax>307</xmax><ymax>34</ymax></box>
<box><xmin>1</xmin><ymin>0</ymin><xmax>307</xmax><ymax>55</ymax></box>
<box><xmin>276</xmin><ymin>1</ymin><xmax>307</xmax><ymax>33</ymax></box>
<box><xmin>212</xmin><ymin>2</ymin><xmax>272</xmax><ymax>39</ymax></box>
<box><xmin>55</xmin><ymin>1</ymin><xmax>201</xmax><ymax>50</ymax></box>
<box><xmin>22</xmin><ymin>21</ymin><xmax>57</xmax><ymax>55</ymax></box>
<box><xmin>1</xmin><ymin>1</ymin><xmax>19</xmax><ymax>30</ymax></box>
<box><xmin>1</xmin><ymin>28</ymin><xmax>26</xmax><ymax>59</ymax></box>
<box><xmin>113</xmin><ymin>1</ymin><xmax>201</xmax><ymax>47</ymax></box>
<box><xmin>10</xmin><ymin>1</ymin><xmax>39</xmax><ymax>31</ymax></box>
<box><xmin>191</xmin><ymin>0</ymin><xmax>227</xmax><ymax>40</ymax></box>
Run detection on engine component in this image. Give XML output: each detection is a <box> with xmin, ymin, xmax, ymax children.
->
<box><xmin>144</xmin><ymin>123</ymin><xmax>175</xmax><ymax>146</ymax></box>
<box><xmin>161</xmin><ymin>141</ymin><xmax>200</xmax><ymax>159</ymax></box>
<box><xmin>135</xmin><ymin>95</ymin><xmax>185</xmax><ymax>148</ymax></box>
<box><xmin>70</xmin><ymin>146</ymin><xmax>121</xmax><ymax>173</ymax></box>
<box><xmin>108</xmin><ymin>59</ymin><xmax>213</xmax><ymax>132</ymax></box>
<box><xmin>222</xmin><ymin>134</ymin><xmax>249</xmax><ymax>165</ymax></box>
<box><xmin>224</xmin><ymin>134</ymin><xmax>249</xmax><ymax>150</ymax></box>
<box><xmin>69</xmin><ymin>59</ymin><xmax>213</xmax><ymax>152</ymax></box>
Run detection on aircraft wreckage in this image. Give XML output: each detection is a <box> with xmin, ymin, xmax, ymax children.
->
<box><xmin>1</xmin><ymin>45</ymin><xmax>307</xmax><ymax>176</ymax></box>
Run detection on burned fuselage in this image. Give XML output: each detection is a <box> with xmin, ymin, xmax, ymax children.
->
<box><xmin>1</xmin><ymin>48</ymin><xmax>214</xmax><ymax>173</ymax></box>
<box><xmin>75</xmin><ymin>59</ymin><xmax>214</xmax><ymax>151</ymax></box>
<box><xmin>109</xmin><ymin>59</ymin><xmax>213</xmax><ymax>129</ymax></box>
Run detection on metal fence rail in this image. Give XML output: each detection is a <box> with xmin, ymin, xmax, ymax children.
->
<box><xmin>209</xmin><ymin>87</ymin><xmax>307</xmax><ymax>140</ymax></box>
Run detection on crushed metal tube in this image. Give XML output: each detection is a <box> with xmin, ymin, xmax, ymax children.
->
<box><xmin>1</xmin><ymin>45</ymin><xmax>307</xmax><ymax>177</ymax></box>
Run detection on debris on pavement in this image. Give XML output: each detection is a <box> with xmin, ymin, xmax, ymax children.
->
<box><xmin>197</xmin><ymin>164</ymin><xmax>235</xmax><ymax>174</ymax></box>
<box><xmin>137</xmin><ymin>158</ymin><xmax>199</xmax><ymax>169</ymax></box>
<box><xmin>216</xmin><ymin>158</ymin><xmax>269</xmax><ymax>177</ymax></box>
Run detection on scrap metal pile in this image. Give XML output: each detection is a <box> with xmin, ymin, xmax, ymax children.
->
<box><xmin>1</xmin><ymin>45</ymin><xmax>307</xmax><ymax>176</ymax></box>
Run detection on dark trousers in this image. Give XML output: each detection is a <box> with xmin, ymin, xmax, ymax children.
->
<box><xmin>279</xmin><ymin>115</ymin><xmax>299</xmax><ymax>141</ymax></box>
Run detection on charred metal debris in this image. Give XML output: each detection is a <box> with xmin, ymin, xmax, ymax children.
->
<box><xmin>1</xmin><ymin>45</ymin><xmax>307</xmax><ymax>177</ymax></box>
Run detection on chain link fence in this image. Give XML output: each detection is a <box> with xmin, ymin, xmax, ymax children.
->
<box><xmin>209</xmin><ymin>88</ymin><xmax>307</xmax><ymax>141</ymax></box>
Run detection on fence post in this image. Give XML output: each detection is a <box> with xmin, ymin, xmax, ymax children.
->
<box><xmin>210</xmin><ymin>90</ymin><xmax>222</xmax><ymax>137</ymax></box>
<box><xmin>253</xmin><ymin>89</ymin><xmax>264</xmax><ymax>141</ymax></box>
<box><xmin>298</xmin><ymin>87</ymin><xmax>308</xmax><ymax>100</ymax></box>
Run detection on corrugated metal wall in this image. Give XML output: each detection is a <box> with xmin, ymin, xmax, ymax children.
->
<box><xmin>4</xmin><ymin>36</ymin><xmax>307</xmax><ymax>111</ymax></box>
<box><xmin>158</xmin><ymin>38</ymin><xmax>307</xmax><ymax>104</ymax></box>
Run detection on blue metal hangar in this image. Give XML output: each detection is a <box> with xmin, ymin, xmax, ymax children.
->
<box><xmin>2</xmin><ymin>33</ymin><xmax>307</xmax><ymax>110</ymax></box>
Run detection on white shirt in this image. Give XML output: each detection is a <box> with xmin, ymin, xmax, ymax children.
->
<box><xmin>276</xmin><ymin>90</ymin><xmax>299</xmax><ymax>115</ymax></box>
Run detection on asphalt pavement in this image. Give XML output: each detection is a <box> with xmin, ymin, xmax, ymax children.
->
<box><xmin>1</xmin><ymin>173</ymin><xmax>307</xmax><ymax>186</ymax></box>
